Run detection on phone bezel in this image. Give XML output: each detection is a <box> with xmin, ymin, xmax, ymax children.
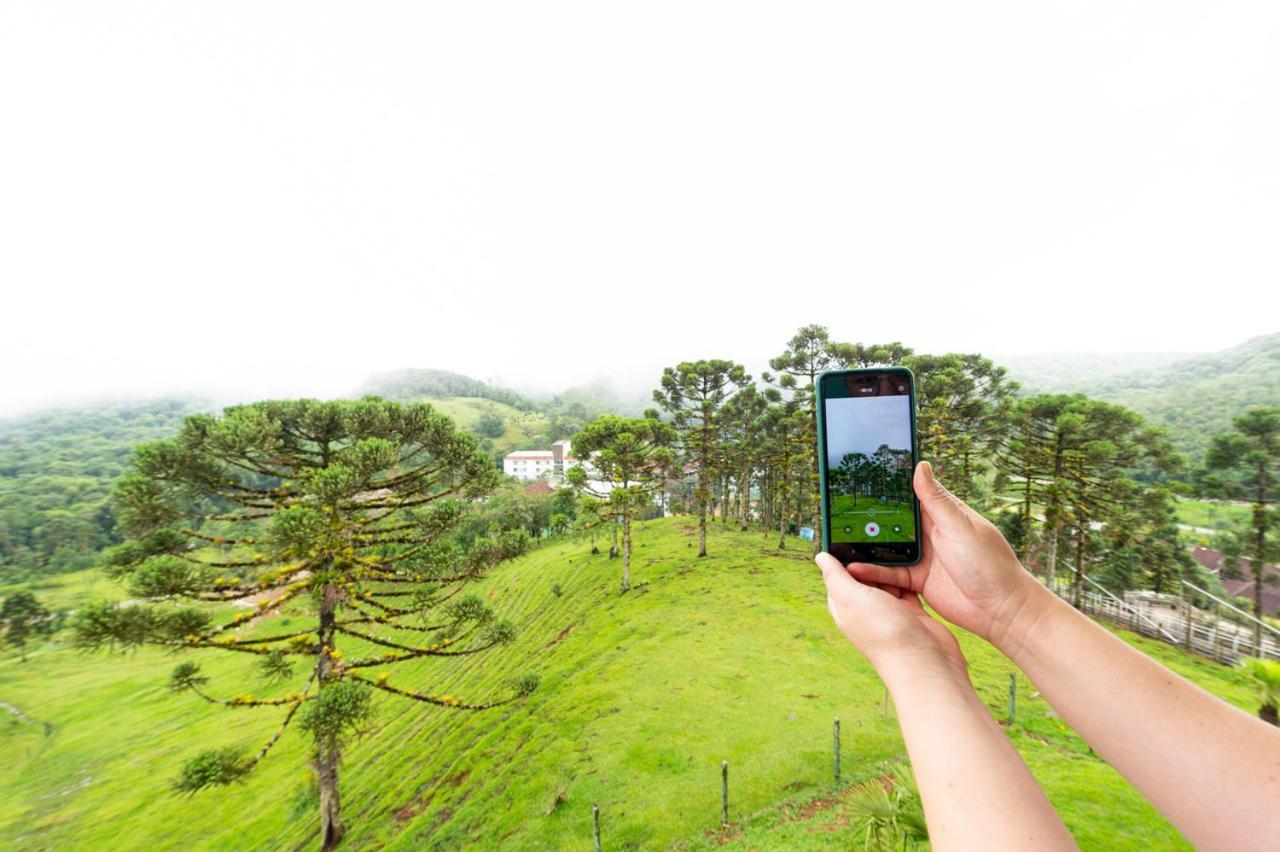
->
<box><xmin>816</xmin><ymin>367</ymin><xmax>922</xmax><ymax>567</ymax></box>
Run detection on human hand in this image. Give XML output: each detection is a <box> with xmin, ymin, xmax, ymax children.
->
<box><xmin>841</xmin><ymin>461</ymin><xmax>1050</xmax><ymax>650</ymax></box>
<box><xmin>816</xmin><ymin>549</ymin><xmax>967</xmax><ymax>678</ymax></box>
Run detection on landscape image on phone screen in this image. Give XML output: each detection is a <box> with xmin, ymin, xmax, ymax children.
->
<box><xmin>825</xmin><ymin>394</ymin><xmax>916</xmax><ymax>544</ymax></box>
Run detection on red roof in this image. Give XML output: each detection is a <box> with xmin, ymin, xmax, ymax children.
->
<box><xmin>522</xmin><ymin>482</ymin><xmax>554</xmax><ymax>496</ymax></box>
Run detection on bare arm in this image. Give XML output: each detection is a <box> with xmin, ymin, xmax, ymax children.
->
<box><xmin>846</xmin><ymin>462</ymin><xmax>1280</xmax><ymax>851</ymax></box>
<box><xmin>818</xmin><ymin>555</ymin><xmax>1076</xmax><ymax>851</ymax></box>
<box><xmin>998</xmin><ymin>583</ymin><xmax>1280</xmax><ymax>850</ymax></box>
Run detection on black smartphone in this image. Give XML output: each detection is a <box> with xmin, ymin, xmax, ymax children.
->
<box><xmin>816</xmin><ymin>367</ymin><xmax>922</xmax><ymax>566</ymax></box>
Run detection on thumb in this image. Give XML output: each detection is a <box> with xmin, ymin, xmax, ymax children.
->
<box><xmin>914</xmin><ymin>461</ymin><xmax>969</xmax><ymax>531</ymax></box>
<box><xmin>816</xmin><ymin>551</ymin><xmax>865</xmax><ymax>601</ymax></box>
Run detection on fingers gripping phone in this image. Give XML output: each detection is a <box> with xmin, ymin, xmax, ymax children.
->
<box><xmin>816</xmin><ymin>368</ymin><xmax>922</xmax><ymax>566</ymax></box>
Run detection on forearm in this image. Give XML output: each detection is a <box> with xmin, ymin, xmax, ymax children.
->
<box><xmin>881</xmin><ymin>659</ymin><xmax>1076</xmax><ymax>851</ymax></box>
<box><xmin>998</xmin><ymin>584</ymin><xmax>1280</xmax><ymax>850</ymax></box>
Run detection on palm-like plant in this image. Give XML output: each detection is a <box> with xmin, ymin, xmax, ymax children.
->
<box><xmin>1238</xmin><ymin>657</ymin><xmax>1280</xmax><ymax>726</ymax></box>
<box><xmin>846</xmin><ymin>763</ymin><xmax>929</xmax><ymax>850</ymax></box>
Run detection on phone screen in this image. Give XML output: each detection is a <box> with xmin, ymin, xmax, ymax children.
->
<box><xmin>820</xmin><ymin>370</ymin><xmax>920</xmax><ymax>564</ymax></box>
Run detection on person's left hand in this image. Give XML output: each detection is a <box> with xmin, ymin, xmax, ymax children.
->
<box><xmin>816</xmin><ymin>551</ymin><xmax>968</xmax><ymax>678</ymax></box>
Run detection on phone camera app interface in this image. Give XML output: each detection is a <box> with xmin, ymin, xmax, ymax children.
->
<box><xmin>825</xmin><ymin>381</ymin><xmax>916</xmax><ymax>545</ymax></box>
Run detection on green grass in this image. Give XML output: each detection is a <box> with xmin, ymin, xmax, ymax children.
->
<box><xmin>829</xmin><ymin>496</ymin><xmax>916</xmax><ymax>542</ymax></box>
<box><xmin>1173</xmin><ymin>497</ymin><xmax>1252</xmax><ymax>533</ymax></box>
<box><xmin>0</xmin><ymin>519</ymin><xmax>1262</xmax><ymax>850</ymax></box>
<box><xmin>425</xmin><ymin>398</ymin><xmax>549</xmax><ymax>454</ymax></box>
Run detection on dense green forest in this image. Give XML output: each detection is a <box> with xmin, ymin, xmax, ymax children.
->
<box><xmin>0</xmin><ymin>399</ymin><xmax>206</xmax><ymax>579</ymax></box>
<box><xmin>1002</xmin><ymin>333</ymin><xmax>1280</xmax><ymax>461</ymax></box>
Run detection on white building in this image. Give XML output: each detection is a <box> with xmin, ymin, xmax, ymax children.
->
<box><xmin>503</xmin><ymin>439</ymin><xmax>577</xmax><ymax>482</ymax></box>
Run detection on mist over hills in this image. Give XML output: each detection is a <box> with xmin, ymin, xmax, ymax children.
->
<box><xmin>999</xmin><ymin>332</ymin><xmax>1280</xmax><ymax>460</ymax></box>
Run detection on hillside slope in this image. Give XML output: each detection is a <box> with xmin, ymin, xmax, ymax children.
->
<box><xmin>0</xmin><ymin>520</ymin><xmax>1260</xmax><ymax>850</ymax></box>
<box><xmin>1001</xmin><ymin>333</ymin><xmax>1280</xmax><ymax>460</ymax></box>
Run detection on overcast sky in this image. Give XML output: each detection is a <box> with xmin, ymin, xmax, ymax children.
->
<box><xmin>825</xmin><ymin>396</ymin><xmax>912</xmax><ymax>466</ymax></box>
<box><xmin>2</xmin><ymin>2</ymin><xmax>1278</xmax><ymax>416</ymax></box>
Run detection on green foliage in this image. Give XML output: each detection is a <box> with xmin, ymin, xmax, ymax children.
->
<box><xmin>846</xmin><ymin>763</ymin><xmax>928</xmax><ymax>850</ymax></box>
<box><xmin>169</xmin><ymin>661</ymin><xmax>209</xmax><ymax>693</ymax></box>
<box><xmin>172</xmin><ymin>747</ymin><xmax>254</xmax><ymax>793</ymax></box>
<box><xmin>474</xmin><ymin>412</ymin><xmax>506</xmax><ymax>438</ymax></box>
<box><xmin>0</xmin><ymin>399</ymin><xmax>202</xmax><ymax>580</ymax></box>
<box><xmin>259</xmin><ymin>650</ymin><xmax>294</xmax><ymax>682</ymax></box>
<box><xmin>299</xmin><ymin>681</ymin><xmax>374</xmax><ymax>750</ymax></box>
<box><xmin>1237</xmin><ymin>658</ymin><xmax>1280</xmax><ymax>721</ymax></box>
<box><xmin>72</xmin><ymin>601</ymin><xmax>211</xmax><ymax>651</ymax></box>
<box><xmin>127</xmin><ymin>556</ymin><xmax>214</xmax><ymax>599</ymax></box>
<box><xmin>357</xmin><ymin>368</ymin><xmax>532</xmax><ymax>410</ymax></box>
<box><xmin>1</xmin><ymin>590</ymin><xmax>54</xmax><ymax>659</ymax></box>
<box><xmin>1002</xmin><ymin>333</ymin><xmax>1280</xmax><ymax>462</ymax></box>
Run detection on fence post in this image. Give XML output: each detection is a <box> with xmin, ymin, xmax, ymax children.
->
<box><xmin>592</xmin><ymin>803</ymin><xmax>601</xmax><ymax>852</ymax></box>
<box><xmin>1008</xmin><ymin>672</ymin><xmax>1017</xmax><ymax>723</ymax></box>
<box><xmin>833</xmin><ymin>718</ymin><xmax>841</xmax><ymax>783</ymax></box>
<box><xmin>721</xmin><ymin>761</ymin><xmax>729</xmax><ymax>826</ymax></box>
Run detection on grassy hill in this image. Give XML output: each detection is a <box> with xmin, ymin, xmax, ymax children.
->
<box><xmin>1000</xmin><ymin>333</ymin><xmax>1280</xmax><ymax>461</ymax></box>
<box><xmin>0</xmin><ymin>519</ymin><xmax>1261</xmax><ymax>850</ymax></box>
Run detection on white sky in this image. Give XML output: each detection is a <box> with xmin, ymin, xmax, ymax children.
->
<box><xmin>2</xmin><ymin>2</ymin><xmax>1278</xmax><ymax>416</ymax></box>
<box><xmin>825</xmin><ymin>396</ymin><xmax>912</xmax><ymax>466</ymax></box>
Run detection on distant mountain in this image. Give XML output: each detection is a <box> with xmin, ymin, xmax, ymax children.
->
<box><xmin>1000</xmin><ymin>333</ymin><xmax>1280</xmax><ymax>462</ymax></box>
<box><xmin>996</xmin><ymin>351</ymin><xmax>1193</xmax><ymax>395</ymax></box>
<box><xmin>357</xmin><ymin>368</ymin><xmax>534</xmax><ymax>410</ymax></box>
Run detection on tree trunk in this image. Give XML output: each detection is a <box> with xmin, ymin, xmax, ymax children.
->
<box><xmin>1020</xmin><ymin>471</ymin><xmax>1033</xmax><ymax>562</ymax></box>
<box><xmin>698</xmin><ymin>481</ymin><xmax>708</xmax><ymax>558</ymax></box>
<box><xmin>777</xmin><ymin>474</ymin><xmax>788</xmax><ymax>549</ymax></box>
<box><xmin>621</xmin><ymin>512</ymin><xmax>632</xmax><ymax>593</ymax></box>
<box><xmin>1045</xmin><ymin>518</ymin><xmax>1062</xmax><ymax>590</ymax></box>
<box><xmin>316</xmin><ymin>582</ymin><xmax>344</xmax><ymax>850</ymax></box>
<box><xmin>1072</xmin><ymin>522</ymin><xmax>1085</xmax><ymax>608</ymax></box>
<box><xmin>1253</xmin><ymin>487</ymin><xmax>1267</xmax><ymax>654</ymax></box>
<box><xmin>1262</xmin><ymin>703</ymin><xmax>1279</xmax><ymax>727</ymax></box>
<box><xmin>610</xmin><ymin>518</ymin><xmax>619</xmax><ymax>559</ymax></box>
<box><xmin>739</xmin><ymin>462</ymin><xmax>750</xmax><ymax>529</ymax></box>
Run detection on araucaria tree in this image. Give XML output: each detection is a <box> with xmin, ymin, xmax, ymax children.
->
<box><xmin>566</xmin><ymin>415</ymin><xmax>675</xmax><ymax>592</ymax></box>
<box><xmin>1206</xmin><ymin>407</ymin><xmax>1280</xmax><ymax>649</ymax></box>
<box><xmin>72</xmin><ymin>399</ymin><xmax>539</xmax><ymax>850</ymax></box>
<box><xmin>652</xmin><ymin>360</ymin><xmax>750</xmax><ymax>557</ymax></box>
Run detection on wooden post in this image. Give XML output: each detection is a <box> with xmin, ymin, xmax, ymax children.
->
<box><xmin>1008</xmin><ymin>672</ymin><xmax>1017</xmax><ymax>723</ymax></box>
<box><xmin>833</xmin><ymin>718</ymin><xmax>841</xmax><ymax>783</ymax></box>
<box><xmin>592</xmin><ymin>803</ymin><xmax>601</xmax><ymax>852</ymax></box>
<box><xmin>721</xmin><ymin>761</ymin><xmax>729</xmax><ymax>826</ymax></box>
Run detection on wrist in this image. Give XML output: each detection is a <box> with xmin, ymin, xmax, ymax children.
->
<box><xmin>876</xmin><ymin>650</ymin><xmax>973</xmax><ymax>696</ymax></box>
<box><xmin>988</xmin><ymin>577</ymin><xmax>1061</xmax><ymax>663</ymax></box>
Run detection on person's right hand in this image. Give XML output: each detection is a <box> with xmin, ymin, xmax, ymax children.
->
<box><xmin>843</xmin><ymin>461</ymin><xmax>1050</xmax><ymax>648</ymax></box>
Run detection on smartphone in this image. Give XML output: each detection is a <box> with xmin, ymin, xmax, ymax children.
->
<box><xmin>816</xmin><ymin>367</ymin><xmax>922</xmax><ymax>566</ymax></box>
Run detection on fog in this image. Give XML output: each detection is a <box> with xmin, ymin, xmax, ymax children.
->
<box><xmin>3</xmin><ymin>2</ymin><xmax>1278</xmax><ymax>416</ymax></box>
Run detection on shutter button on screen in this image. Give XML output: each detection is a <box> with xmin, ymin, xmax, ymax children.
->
<box><xmin>864</xmin><ymin>522</ymin><xmax>880</xmax><ymax>537</ymax></box>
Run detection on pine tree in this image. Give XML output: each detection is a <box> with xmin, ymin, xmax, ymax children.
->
<box><xmin>1206</xmin><ymin>407</ymin><xmax>1280</xmax><ymax>649</ymax></box>
<box><xmin>652</xmin><ymin>361</ymin><xmax>750</xmax><ymax>557</ymax></box>
<box><xmin>566</xmin><ymin>415</ymin><xmax>676</xmax><ymax>592</ymax></box>
<box><xmin>72</xmin><ymin>399</ymin><xmax>538</xmax><ymax>850</ymax></box>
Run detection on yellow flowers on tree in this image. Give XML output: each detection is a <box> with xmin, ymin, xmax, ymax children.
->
<box><xmin>72</xmin><ymin>399</ymin><xmax>538</xmax><ymax>850</ymax></box>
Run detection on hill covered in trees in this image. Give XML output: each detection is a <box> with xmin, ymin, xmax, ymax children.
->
<box><xmin>1001</xmin><ymin>333</ymin><xmax>1280</xmax><ymax>460</ymax></box>
<box><xmin>0</xmin><ymin>399</ymin><xmax>207</xmax><ymax>580</ymax></box>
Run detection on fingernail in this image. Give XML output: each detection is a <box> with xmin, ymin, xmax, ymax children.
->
<box><xmin>920</xmin><ymin>460</ymin><xmax>934</xmax><ymax>482</ymax></box>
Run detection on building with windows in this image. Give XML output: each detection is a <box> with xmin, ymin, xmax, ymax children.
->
<box><xmin>503</xmin><ymin>439</ymin><xmax>577</xmax><ymax>482</ymax></box>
